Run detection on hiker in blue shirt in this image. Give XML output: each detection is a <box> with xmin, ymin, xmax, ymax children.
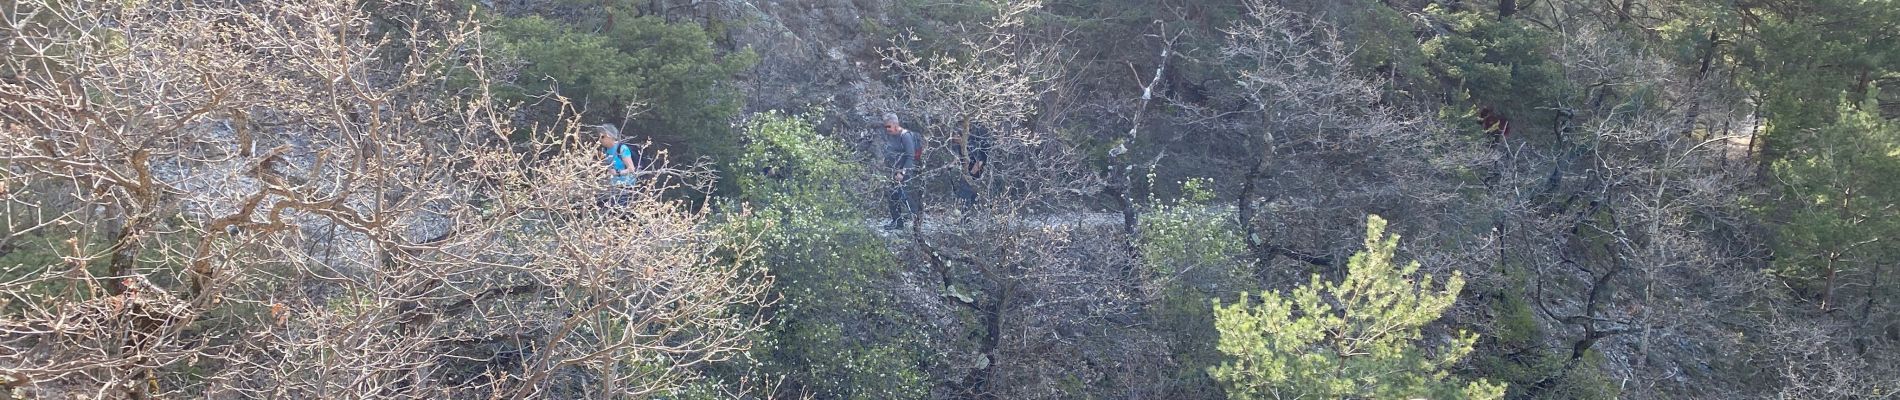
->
<box><xmin>597</xmin><ymin>124</ymin><xmax>642</xmax><ymax>207</ymax></box>
<box><xmin>882</xmin><ymin>113</ymin><xmax>923</xmax><ymax>230</ymax></box>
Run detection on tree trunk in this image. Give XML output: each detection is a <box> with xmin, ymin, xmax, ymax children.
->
<box><xmin>603</xmin><ymin>0</ymin><xmax>618</xmax><ymax>30</ymax></box>
<box><xmin>1858</xmin><ymin>261</ymin><xmax>1884</xmax><ymax>324</ymax></box>
<box><xmin>1680</xmin><ymin>27</ymin><xmax>1719</xmax><ymax>137</ymax></box>
<box><xmin>968</xmin><ymin>280</ymin><xmax>1014</xmax><ymax>400</ymax></box>
<box><xmin>1109</xmin><ymin>163</ymin><xmax>1137</xmax><ymax>236</ymax></box>
<box><xmin>1108</xmin><ymin>42</ymin><xmax>1174</xmax><ymax>237</ymax></box>
<box><xmin>1239</xmin><ymin>164</ymin><xmax>1270</xmax><ymax>281</ymax></box>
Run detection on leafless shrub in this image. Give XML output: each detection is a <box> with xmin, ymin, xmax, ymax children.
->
<box><xmin>0</xmin><ymin>0</ymin><xmax>769</xmax><ymax>398</ymax></box>
<box><xmin>877</xmin><ymin>3</ymin><xmax>1146</xmax><ymax>398</ymax></box>
<box><xmin>882</xmin><ymin>0</ymin><xmax>1064</xmax><ymax>149</ymax></box>
<box><xmin>1481</xmin><ymin>18</ymin><xmax>1769</xmax><ymax>398</ymax></box>
<box><xmin>1759</xmin><ymin>306</ymin><xmax>1900</xmax><ymax>400</ymax></box>
<box><xmin>1219</xmin><ymin>0</ymin><xmax>1481</xmax><ymax>284</ymax></box>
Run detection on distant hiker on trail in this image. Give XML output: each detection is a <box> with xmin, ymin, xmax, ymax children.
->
<box><xmin>881</xmin><ymin>112</ymin><xmax>923</xmax><ymax>230</ymax></box>
<box><xmin>953</xmin><ymin>123</ymin><xmax>992</xmax><ymax>210</ymax></box>
<box><xmin>597</xmin><ymin>124</ymin><xmax>642</xmax><ymax>208</ymax></box>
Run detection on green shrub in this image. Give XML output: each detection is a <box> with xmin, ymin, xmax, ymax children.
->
<box><xmin>1770</xmin><ymin>92</ymin><xmax>1900</xmax><ymax>304</ymax></box>
<box><xmin>0</xmin><ymin>231</ymin><xmax>107</xmax><ymax>310</ymax></box>
<box><xmin>726</xmin><ymin>112</ymin><xmax>932</xmax><ymax>399</ymax></box>
<box><xmin>488</xmin><ymin>12</ymin><xmax>756</xmax><ymax>170</ymax></box>
<box><xmin>1208</xmin><ymin>215</ymin><xmax>1504</xmax><ymax>400</ymax></box>
<box><xmin>1421</xmin><ymin>5</ymin><xmax>1565</xmax><ymax>134</ymax></box>
<box><xmin>1138</xmin><ymin>178</ymin><xmax>1256</xmax><ymax>398</ymax></box>
<box><xmin>1138</xmin><ymin>178</ymin><xmax>1246</xmax><ymax>279</ymax></box>
<box><xmin>1469</xmin><ymin>289</ymin><xmax>1567</xmax><ymax>398</ymax></box>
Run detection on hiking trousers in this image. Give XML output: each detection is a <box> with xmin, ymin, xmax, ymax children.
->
<box><xmin>954</xmin><ymin>173</ymin><xmax>984</xmax><ymax>209</ymax></box>
<box><xmin>888</xmin><ymin>172</ymin><xmax>919</xmax><ymax>223</ymax></box>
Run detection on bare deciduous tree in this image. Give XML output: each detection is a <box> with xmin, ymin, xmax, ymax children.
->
<box><xmin>0</xmin><ymin>1</ymin><xmax>769</xmax><ymax>398</ymax></box>
<box><xmin>882</xmin><ymin>0</ymin><xmax>1063</xmax><ymax>149</ymax></box>
<box><xmin>1220</xmin><ymin>0</ymin><xmax>1480</xmax><ymax>283</ymax></box>
<box><xmin>1481</xmin><ymin>17</ymin><xmax>1767</xmax><ymax>399</ymax></box>
<box><xmin>878</xmin><ymin>2</ymin><xmax>1154</xmax><ymax>398</ymax></box>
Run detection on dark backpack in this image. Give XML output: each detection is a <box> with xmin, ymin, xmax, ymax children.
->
<box><xmin>909</xmin><ymin>131</ymin><xmax>923</xmax><ymax>165</ymax></box>
<box><xmin>610</xmin><ymin>143</ymin><xmax>648</xmax><ymax>172</ymax></box>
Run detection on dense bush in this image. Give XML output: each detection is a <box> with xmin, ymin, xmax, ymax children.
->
<box><xmin>726</xmin><ymin>112</ymin><xmax>933</xmax><ymax>399</ymax></box>
<box><xmin>1421</xmin><ymin>4</ymin><xmax>1566</xmax><ymax>135</ymax></box>
<box><xmin>8</xmin><ymin>0</ymin><xmax>1900</xmax><ymax>398</ymax></box>
<box><xmin>1137</xmin><ymin>178</ymin><xmax>1257</xmax><ymax>398</ymax></box>
<box><xmin>1209</xmin><ymin>215</ymin><xmax>1504</xmax><ymax>400</ymax></box>
<box><xmin>0</xmin><ymin>230</ymin><xmax>105</xmax><ymax>312</ymax></box>
<box><xmin>488</xmin><ymin>11</ymin><xmax>756</xmax><ymax>171</ymax></box>
<box><xmin>1770</xmin><ymin>93</ymin><xmax>1900</xmax><ymax>309</ymax></box>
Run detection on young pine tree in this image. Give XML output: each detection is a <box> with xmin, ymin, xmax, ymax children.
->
<box><xmin>1209</xmin><ymin>215</ymin><xmax>1505</xmax><ymax>400</ymax></box>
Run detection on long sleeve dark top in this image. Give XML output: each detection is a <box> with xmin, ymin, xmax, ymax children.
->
<box><xmin>958</xmin><ymin>125</ymin><xmax>991</xmax><ymax>178</ymax></box>
<box><xmin>884</xmin><ymin>129</ymin><xmax>921</xmax><ymax>171</ymax></box>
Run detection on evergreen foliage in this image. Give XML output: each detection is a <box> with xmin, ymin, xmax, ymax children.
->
<box><xmin>726</xmin><ymin>112</ymin><xmax>932</xmax><ymax>399</ymax></box>
<box><xmin>1422</xmin><ymin>4</ymin><xmax>1565</xmax><ymax>134</ymax></box>
<box><xmin>1139</xmin><ymin>178</ymin><xmax>1247</xmax><ymax>279</ymax></box>
<box><xmin>1138</xmin><ymin>178</ymin><xmax>1257</xmax><ymax>397</ymax></box>
<box><xmin>1209</xmin><ymin>215</ymin><xmax>1504</xmax><ymax>400</ymax></box>
<box><xmin>0</xmin><ymin>231</ymin><xmax>108</xmax><ymax>312</ymax></box>
<box><xmin>488</xmin><ymin>11</ymin><xmax>756</xmax><ymax>168</ymax></box>
<box><xmin>1715</xmin><ymin>0</ymin><xmax>1900</xmax><ymax>167</ymax></box>
<box><xmin>11</xmin><ymin>0</ymin><xmax>1900</xmax><ymax>397</ymax></box>
<box><xmin>1771</xmin><ymin>92</ymin><xmax>1900</xmax><ymax>309</ymax></box>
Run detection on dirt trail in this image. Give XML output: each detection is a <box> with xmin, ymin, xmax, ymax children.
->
<box><xmin>863</xmin><ymin>204</ymin><xmax>1235</xmax><ymax>237</ymax></box>
<box><xmin>864</xmin><ymin>211</ymin><xmax>1124</xmax><ymax>237</ymax></box>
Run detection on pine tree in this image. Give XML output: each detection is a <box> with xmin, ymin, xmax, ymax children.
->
<box><xmin>487</xmin><ymin>12</ymin><xmax>756</xmax><ymax>171</ymax></box>
<box><xmin>1209</xmin><ymin>215</ymin><xmax>1505</xmax><ymax>400</ymax></box>
<box><xmin>1772</xmin><ymin>91</ymin><xmax>1900</xmax><ymax>312</ymax></box>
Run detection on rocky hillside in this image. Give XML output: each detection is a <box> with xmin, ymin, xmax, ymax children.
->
<box><xmin>2</xmin><ymin>0</ymin><xmax>1896</xmax><ymax>399</ymax></box>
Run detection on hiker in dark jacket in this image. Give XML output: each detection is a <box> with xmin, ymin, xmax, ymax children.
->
<box><xmin>882</xmin><ymin>112</ymin><xmax>923</xmax><ymax>230</ymax></box>
<box><xmin>953</xmin><ymin>123</ymin><xmax>992</xmax><ymax>210</ymax></box>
